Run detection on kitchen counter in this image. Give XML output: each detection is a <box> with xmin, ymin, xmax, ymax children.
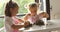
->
<box><xmin>19</xmin><ymin>19</ymin><xmax>60</xmax><ymax>32</ymax></box>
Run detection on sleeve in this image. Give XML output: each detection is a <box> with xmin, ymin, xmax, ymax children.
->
<box><xmin>5</xmin><ymin>17</ymin><xmax>14</xmax><ymax>26</ymax></box>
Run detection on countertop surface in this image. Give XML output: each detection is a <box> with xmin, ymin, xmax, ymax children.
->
<box><xmin>19</xmin><ymin>19</ymin><xmax>60</xmax><ymax>32</ymax></box>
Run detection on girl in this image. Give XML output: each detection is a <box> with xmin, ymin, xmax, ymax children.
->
<box><xmin>24</xmin><ymin>3</ymin><xmax>49</xmax><ymax>25</ymax></box>
<box><xmin>4</xmin><ymin>0</ymin><xmax>28</xmax><ymax>32</ymax></box>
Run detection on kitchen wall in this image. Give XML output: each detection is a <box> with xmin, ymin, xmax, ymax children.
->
<box><xmin>50</xmin><ymin>0</ymin><xmax>60</xmax><ymax>19</ymax></box>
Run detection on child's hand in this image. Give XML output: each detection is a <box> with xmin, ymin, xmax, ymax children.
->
<box><xmin>24</xmin><ymin>21</ymin><xmax>30</xmax><ymax>27</ymax></box>
<box><xmin>24</xmin><ymin>21</ymin><xmax>32</xmax><ymax>28</ymax></box>
<box><xmin>39</xmin><ymin>12</ymin><xmax>49</xmax><ymax>18</ymax></box>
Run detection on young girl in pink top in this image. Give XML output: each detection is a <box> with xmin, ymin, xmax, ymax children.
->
<box><xmin>5</xmin><ymin>0</ymin><xmax>25</xmax><ymax>32</ymax></box>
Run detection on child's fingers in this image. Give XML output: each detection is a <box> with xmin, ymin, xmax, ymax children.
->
<box><xmin>24</xmin><ymin>21</ymin><xmax>30</xmax><ymax>26</ymax></box>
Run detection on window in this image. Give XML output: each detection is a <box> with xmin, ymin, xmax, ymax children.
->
<box><xmin>35</xmin><ymin>0</ymin><xmax>46</xmax><ymax>12</ymax></box>
<box><xmin>14</xmin><ymin>0</ymin><xmax>35</xmax><ymax>14</ymax></box>
<box><xmin>40</xmin><ymin>0</ymin><xmax>44</xmax><ymax>11</ymax></box>
<box><xmin>39</xmin><ymin>0</ymin><xmax>46</xmax><ymax>12</ymax></box>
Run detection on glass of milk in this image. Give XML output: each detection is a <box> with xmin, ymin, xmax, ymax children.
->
<box><xmin>42</xmin><ymin>18</ymin><xmax>47</xmax><ymax>26</ymax></box>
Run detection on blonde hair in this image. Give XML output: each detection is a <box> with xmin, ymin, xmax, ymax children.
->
<box><xmin>24</xmin><ymin>2</ymin><xmax>41</xmax><ymax>13</ymax></box>
<box><xmin>24</xmin><ymin>2</ymin><xmax>40</xmax><ymax>9</ymax></box>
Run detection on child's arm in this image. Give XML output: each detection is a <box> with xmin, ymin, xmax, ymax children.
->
<box><xmin>11</xmin><ymin>19</ymin><xmax>24</xmax><ymax>29</ymax></box>
<box><xmin>39</xmin><ymin>12</ymin><xmax>49</xmax><ymax>18</ymax></box>
<box><xmin>11</xmin><ymin>24</ymin><xmax>24</xmax><ymax>30</ymax></box>
<box><xmin>11</xmin><ymin>19</ymin><xmax>30</xmax><ymax>29</ymax></box>
<box><xmin>18</xmin><ymin>19</ymin><xmax>24</xmax><ymax>23</ymax></box>
<box><xmin>11</xmin><ymin>21</ymin><xmax>30</xmax><ymax>29</ymax></box>
<box><xmin>24</xmin><ymin>14</ymin><xmax>30</xmax><ymax>21</ymax></box>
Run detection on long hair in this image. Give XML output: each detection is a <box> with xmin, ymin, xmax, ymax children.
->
<box><xmin>5</xmin><ymin>0</ymin><xmax>19</xmax><ymax>17</ymax></box>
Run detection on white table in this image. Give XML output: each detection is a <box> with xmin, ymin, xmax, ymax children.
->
<box><xmin>19</xmin><ymin>19</ymin><xmax>60</xmax><ymax>32</ymax></box>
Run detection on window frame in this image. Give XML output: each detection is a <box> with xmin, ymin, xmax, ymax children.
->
<box><xmin>35</xmin><ymin>0</ymin><xmax>50</xmax><ymax>20</ymax></box>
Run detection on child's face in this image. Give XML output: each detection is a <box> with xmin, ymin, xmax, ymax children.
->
<box><xmin>13</xmin><ymin>8</ymin><xmax>19</xmax><ymax>14</ymax></box>
<box><xmin>10</xmin><ymin>7</ymin><xmax>19</xmax><ymax>16</ymax></box>
<box><xmin>29</xmin><ymin>6</ymin><xmax>37</xmax><ymax>14</ymax></box>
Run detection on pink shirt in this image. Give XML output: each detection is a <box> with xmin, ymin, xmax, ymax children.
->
<box><xmin>5</xmin><ymin>16</ymin><xmax>20</xmax><ymax>32</ymax></box>
<box><xmin>27</xmin><ymin>14</ymin><xmax>43</xmax><ymax>24</ymax></box>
